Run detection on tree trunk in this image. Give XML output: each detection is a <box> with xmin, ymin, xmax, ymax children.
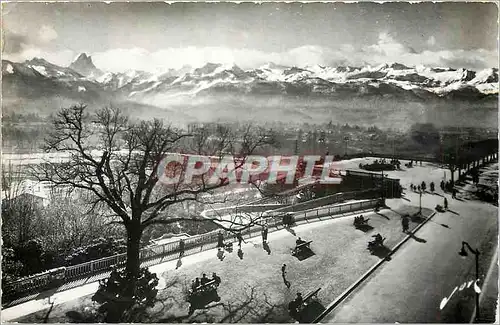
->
<box><xmin>125</xmin><ymin>221</ymin><xmax>142</xmax><ymax>296</ymax></box>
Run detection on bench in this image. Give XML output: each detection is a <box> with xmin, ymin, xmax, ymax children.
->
<box><xmin>188</xmin><ymin>280</ymin><xmax>221</xmax><ymax>313</ymax></box>
<box><xmin>368</xmin><ymin>237</ymin><xmax>386</xmax><ymax>248</ymax></box>
<box><xmin>353</xmin><ymin>217</ymin><xmax>370</xmax><ymax>227</ymax></box>
<box><xmin>302</xmin><ymin>287</ymin><xmax>321</xmax><ymax>305</ymax></box>
<box><xmin>435</xmin><ymin>204</ymin><xmax>445</xmax><ymax>212</ymax></box>
<box><xmin>191</xmin><ymin>279</ymin><xmax>217</xmax><ymax>295</ymax></box>
<box><xmin>291</xmin><ymin>241</ymin><xmax>312</xmax><ymax>256</ymax></box>
<box><xmin>289</xmin><ymin>288</ymin><xmax>322</xmax><ymax>318</ymax></box>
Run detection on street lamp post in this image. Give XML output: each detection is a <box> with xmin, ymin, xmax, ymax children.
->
<box><xmin>458</xmin><ymin>241</ymin><xmax>481</xmax><ymax>321</ymax></box>
<box><xmin>381</xmin><ymin>170</ymin><xmax>384</xmax><ymax>200</ymax></box>
<box><xmin>344</xmin><ymin>136</ymin><xmax>349</xmax><ymax>157</ymax></box>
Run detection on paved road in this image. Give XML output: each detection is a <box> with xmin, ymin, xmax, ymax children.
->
<box><xmin>321</xmin><ymin>165</ymin><xmax>498</xmax><ymax>323</ymax></box>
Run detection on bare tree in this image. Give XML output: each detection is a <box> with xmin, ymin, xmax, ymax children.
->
<box><xmin>35</xmin><ymin>104</ymin><xmax>276</xmax><ymax>297</ymax></box>
<box><xmin>39</xmin><ymin>196</ymin><xmax>122</xmax><ymax>251</ymax></box>
<box><xmin>1</xmin><ymin>163</ymin><xmax>39</xmax><ymax>248</ymax></box>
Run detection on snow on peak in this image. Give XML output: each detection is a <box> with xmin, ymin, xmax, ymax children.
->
<box><xmin>469</xmin><ymin>68</ymin><xmax>498</xmax><ymax>84</ymax></box>
<box><xmin>31</xmin><ymin>65</ymin><xmax>48</xmax><ymax>76</ymax></box>
<box><xmin>95</xmin><ymin>71</ymin><xmax>115</xmax><ymax>84</ymax></box>
<box><xmin>5</xmin><ymin>64</ymin><xmax>14</xmax><ymax>74</ymax></box>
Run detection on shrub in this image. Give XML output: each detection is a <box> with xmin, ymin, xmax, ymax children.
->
<box><xmin>92</xmin><ymin>267</ymin><xmax>159</xmax><ymax>322</ymax></box>
<box><xmin>64</xmin><ymin>237</ymin><xmax>127</xmax><ymax>266</ymax></box>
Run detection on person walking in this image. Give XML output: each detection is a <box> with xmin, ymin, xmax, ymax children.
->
<box><xmin>444</xmin><ymin>197</ymin><xmax>448</xmax><ymax>210</ymax></box>
<box><xmin>452</xmin><ymin>189</ymin><xmax>457</xmax><ymax>199</ymax></box>
<box><xmin>430</xmin><ymin>182</ymin><xmax>435</xmax><ymax>193</ymax></box>
<box><xmin>402</xmin><ymin>215</ymin><xmax>410</xmax><ymax>233</ymax></box>
<box><xmin>179</xmin><ymin>239</ymin><xmax>185</xmax><ymax>258</ymax></box>
<box><xmin>262</xmin><ymin>224</ymin><xmax>268</xmax><ymax>243</ymax></box>
<box><xmin>217</xmin><ymin>230</ymin><xmax>224</xmax><ymax>249</ymax></box>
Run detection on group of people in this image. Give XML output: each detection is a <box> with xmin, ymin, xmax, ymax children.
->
<box><xmin>390</xmin><ymin>158</ymin><xmax>402</xmax><ymax>168</ymax></box>
<box><xmin>369</xmin><ymin>233</ymin><xmax>384</xmax><ymax>246</ymax></box>
<box><xmin>440</xmin><ymin>180</ymin><xmax>458</xmax><ymax>198</ymax></box>
<box><xmin>295</xmin><ymin>237</ymin><xmax>306</xmax><ymax>246</ymax></box>
<box><xmin>190</xmin><ymin>272</ymin><xmax>221</xmax><ymax>293</ymax></box>
<box><xmin>404</xmin><ymin>160</ymin><xmax>423</xmax><ymax>168</ymax></box>
<box><xmin>217</xmin><ymin>223</ymin><xmax>270</xmax><ymax>251</ymax></box>
<box><xmin>353</xmin><ymin>214</ymin><xmax>369</xmax><ymax>226</ymax></box>
<box><xmin>409</xmin><ymin>179</ymin><xmax>458</xmax><ymax>200</ymax></box>
<box><xmin>373</xmin><ymin>158</ymin><xmax>388</xmax><ymax>165</ymax></box>
<box><xmin>359</xmin><ymin>158</ymin><xmax>401</xmax><ymax>170</ymax></box>
<box><xmin>410</xmin><ymin>181</ymin><xmax>434</xmax><ymax>193</ymax></box>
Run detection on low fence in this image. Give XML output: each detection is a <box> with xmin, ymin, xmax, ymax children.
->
<box><xmin>2</xmin><ymin>198</ymin><xmax>380</xmax><ymax>306</ymax></box>
<box><xmin>266</xmin><ymin>188</ymin><xmax>380</xmax><ymax>215</ymax></box>
<box><xmin>289</xmin><ymin>199</ymin><xmax>379</xmax><ymax>223</ymax></box>
<box><xmin>202</xmin><ymin>203</ymin><xmax>287</xmax><ymax>218</ymax></box>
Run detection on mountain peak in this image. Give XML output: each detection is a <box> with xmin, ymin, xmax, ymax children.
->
<box><xmin>193</xmin><ymin>62</ymin><xmax>222</xmax><ymax>75</ymax></box>
<box><xmin>25</xmin><ymin>57</ymin><xmax>52</xmax><ymax>66</ymax></box>
<box><xmin>389</xmin><ymin>62</ymin><xmax>411</xmax><ymax>70</ymax></box>
<box><xmin>69</xmin><ymin>53</ymin><xmax>101</xmax><ymax>76</ymax></box>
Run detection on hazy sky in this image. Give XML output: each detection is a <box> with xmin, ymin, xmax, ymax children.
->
<box><xmin>2</xmin><ymin>2</ymin><xmax>498</xmax><ymax>72</ymax></box>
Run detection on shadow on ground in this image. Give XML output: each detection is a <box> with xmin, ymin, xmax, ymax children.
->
<box><xmin>374</xmin><ymin>212</ymin><xmax>391</xmax><ymax>220</ymax></box>
<box><xmin>408</xmin><ymin>232</ymin><xmax>427</xmax><ymax>243</ymax></box>
<box><xmin>65</xmin><ymin>311</ymin><xmax>96</xmax><ymax>323</ymax></box>
<box><xmin>410</xmin><ymin>214</ymin><xmax>426</xmax><ymax>223</ymax></box>
<box><xmin>368</xmin><ymin>245</ymin><xmax>392</xmax><ymax>261</ymax></box>
<box><xmin>263</xmin><ymin>242</ymin><xmax>271</xmax><ymax>255</ymax></box>
<box><xmin>297</xmin><ymin>301</ymin><xmax>326</xmax><ymax>323</ymax></box>
<box><xmin>354</xmin><ymin>224</ymin><xmax>374</xmax><ymax>233</ymax></box>
<box><xmin>295</xmin><ymin>248</ymin><xmax>316</xmax><ymax>261</ymax></box>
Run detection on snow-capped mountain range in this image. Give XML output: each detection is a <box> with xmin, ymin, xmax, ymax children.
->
<box><xmin>3</xmin><ymin>53</ymin><xmax>498</xmax><ymax>103</ymax></box>
<box><xmin>2</xmin><ymin>53</ymin><xmax>498</xmax><ymax>130</ymax></box>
